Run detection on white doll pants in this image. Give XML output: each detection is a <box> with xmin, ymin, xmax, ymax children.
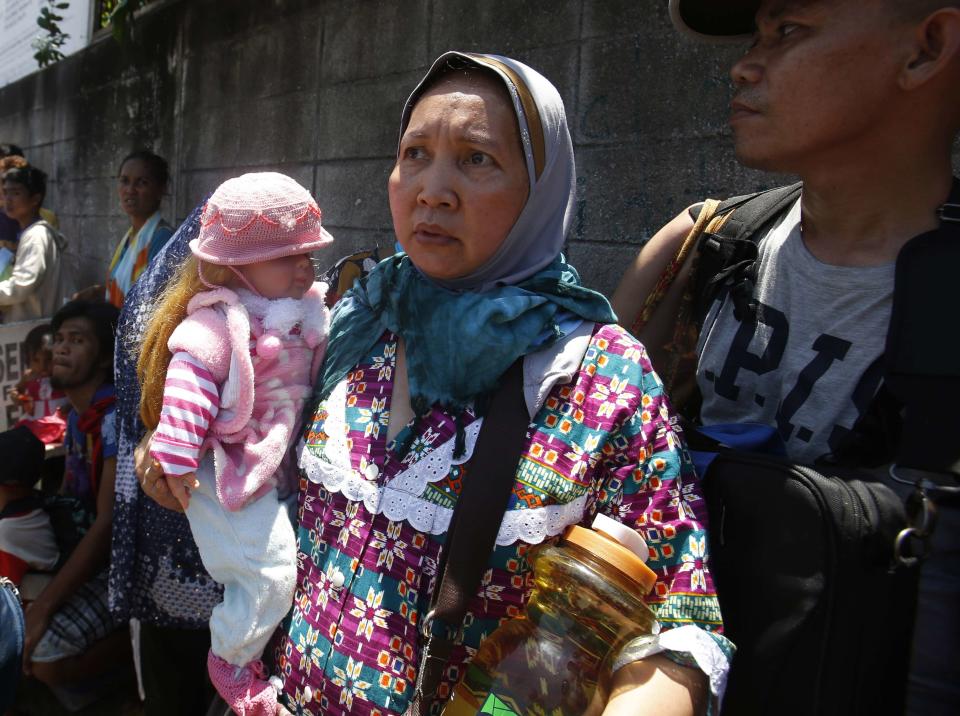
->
<box><xmin>185</xmin><ymin>456</ymin><xmax>297</xmax><ymax>667</ymax></box>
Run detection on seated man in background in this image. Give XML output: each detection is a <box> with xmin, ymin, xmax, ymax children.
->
<box><xmin>21</xmin><ymin>300</ymin><xmax>128</xmax><ymax>708</ymax></box>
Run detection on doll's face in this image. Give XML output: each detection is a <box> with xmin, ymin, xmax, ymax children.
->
<box><xmin>234</xmin><ymin>253</ymin><xmax>313</xmax><ymax>299</ymax></box>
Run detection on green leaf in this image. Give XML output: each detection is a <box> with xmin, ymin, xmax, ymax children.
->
<box><xmin>33</xmin><ymin>0</ymin><xmax>71</xmax><ymax>69</ymax></box>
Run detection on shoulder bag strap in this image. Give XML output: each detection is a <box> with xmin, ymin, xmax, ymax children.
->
<box><xmin>825</xmin><ymin>179</ymin><xmax>960</xmax><ymax>478</ymax></box>
<box><xmin>885</xmin><ymin>179</ymin><xmax>960</xmax><ymax>479</ymax></box>
<box><xmin>410</xmin><ymin>358</ymin><xmax>529</xmax><ymax>713</ymax></box>
<box><xmin>630</xmin><ymin>198</ymin><xmax>723</xmax><ymax>337</ymax></box>
<box><xmin>630</xmin><ymin>183</ymin><xmax>804</xmax><ymax>339</ymax></box>
<box><xmin>627</xmin><ymin>200</ymin><xmax>727</xmax><ymax>412</ymax></box>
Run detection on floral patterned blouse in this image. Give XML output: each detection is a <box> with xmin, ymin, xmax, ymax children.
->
<box><xmin>274</xmin><ymin>323</ymin><xmax>730</xmax><ymax>715</ymax></box>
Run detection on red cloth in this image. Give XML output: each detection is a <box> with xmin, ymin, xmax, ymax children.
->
<box><xmin>17</xmin><ymin>409</ymin><xmax>67</xmax><ymax>444</ymax></box>
<box><xmin>0</xmin><ymin>550</ymin><xmax>28</xmax><ymax>585</ymax></box>
<box><xmin>76</xmin><ymin>394</ymin><xmax>116</xmax><ymax>497</ymax></box>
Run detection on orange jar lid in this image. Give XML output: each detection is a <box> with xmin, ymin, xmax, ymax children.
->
<box><xmin>563</xmin><ymin>525</ymin><xmax>657</xmax><ymax>594</ymax></box>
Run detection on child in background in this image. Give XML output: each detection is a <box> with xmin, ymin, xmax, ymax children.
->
<box><xmin>137</xmin><ymin>173</ymin><xmax>332</xmax><ymax>715</ymax></box>
<box><xmin>0</xmin><ymin>427</ymin><xmax>59</xmax><ymax>587</ymax></box>
<box><xmin>11</xmin><ymin>324</ymin><xmax>67</xmax><ymax>422</ymax></box>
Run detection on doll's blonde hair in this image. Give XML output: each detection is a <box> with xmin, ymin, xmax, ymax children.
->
<box><xmin>137</xmin><ymin>255</ymin><xmax>234</xmax><ymax>428</ymax></box>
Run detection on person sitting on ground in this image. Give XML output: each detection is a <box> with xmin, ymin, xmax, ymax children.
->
<box><xmin>612</xmin><ymin>1</ymin><xmax>960</xmax><ymax>712</ymax></box>
<box><xmin>21</xmin><ymin>300</ymin><xmax>128</xmax><ymax>700</ymax></box>
<box><xmin>0</xmin><ymin>166</ymin><xmax>67</xmax><ymax>323</ymax></box>
<box><xmin>0</xmin><ymin>426</ymin><xmax>59</xmax><ymax>588</ymax></box>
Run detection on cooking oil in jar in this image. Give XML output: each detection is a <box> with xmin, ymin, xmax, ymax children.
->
<box><xmin>443</xmin><ymin>514</ymin><xmax>657</xmax><ymax>716</ymax></box>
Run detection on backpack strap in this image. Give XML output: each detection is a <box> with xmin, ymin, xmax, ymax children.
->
<box><xmin>629</xmin><ymin>200</ymin><xmax>731</xmax><ymax>414</ymax></box>
<box><xmin>630</xmin><ymin>183</ymin><xmax>802</xmax><ymax>416</ymax></box>
<box><xmin>691</xmin><ymin>182</ymin><xmax>803</xmax><ymax>327</ymax></box>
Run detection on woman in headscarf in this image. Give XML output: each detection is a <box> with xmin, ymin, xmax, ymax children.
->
<box><xmin>273</xmin><ymin>52</ymin><xmax>730</xmax><ymax>715</ymax></box>
<box><xmin>137</xmin><ymin>52</ymin><xmax>732</xmax><ymax>716</ymax></box>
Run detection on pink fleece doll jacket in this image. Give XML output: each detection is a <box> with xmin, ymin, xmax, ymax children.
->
<box><xmin>164</xmin><ymin>281</ymin><xmax>329</xmax><ymax>511</ymax></box>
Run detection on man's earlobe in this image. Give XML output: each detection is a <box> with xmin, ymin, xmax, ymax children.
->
<box><xmin>900</xmin><ymin>9</ymin><xmax>960</xmax><ymax>90</ymax></box>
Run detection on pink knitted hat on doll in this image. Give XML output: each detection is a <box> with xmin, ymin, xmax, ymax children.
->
<box><xmin>189</xmin><ymin>172</ymin><xmax>333</xmax><ymax>266</ymax></box>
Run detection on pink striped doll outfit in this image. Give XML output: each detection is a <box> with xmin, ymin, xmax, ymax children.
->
<box><xmin>150</xmin><ymin>282</ymin><xmax>329</xmax><ymax>713</ymax></box>
<box><xmin>144</xmin><ymin>172</ymin><xmax>335</xmax><ymax>716</ymax></box>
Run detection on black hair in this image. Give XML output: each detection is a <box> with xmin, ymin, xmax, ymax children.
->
<box><xmin>23</xmin><ymin>323</ymin><xmax>53</xmax><ymax>361</ymax></box>
<box><xmin>118</xmin><ymin>149</ymin><xmax>170</xmax><ymax>188</ymax></box>
<box><xmin>895</xmin><ymin>0</ymin><xmax>960</xmax><ymax>20</ymax></box>
<box><xmin>51</xmin><ymin>300</ymin><xmax>121</xmax><ymax>383</ymax></box>
<box><xmin>2</xmin><ymin>165</ymin><xmax>47</xmax><ymax>205</ymax></box>
<box><xmin>0</xmin><ymin>144</ymin><xmax>24</xmax><ymax>158</ymax></box>
<box><xmin>0</xmin><ymin>426</ymin><xmax>44</xmax><ymax>487</ymax></box>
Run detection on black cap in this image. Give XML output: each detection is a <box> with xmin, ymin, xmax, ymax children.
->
<box><xmin>669</xmin><ymin>0</ymin><xmax>759</xmax><ymax>40</ymax></box>
<box><xmin>0</xmin><ymin>143</ymin><xmax>24</xmax><ymax>158</ymax></box>
<box><xmin>0</xmin><ymin>426</ymin><xmax>45</xmax><ymax>488</ymax></box>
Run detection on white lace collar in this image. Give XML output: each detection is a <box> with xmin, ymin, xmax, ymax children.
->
<box><xmin>235</xmin><ymin>282</ymin><xmax>328</xmax><ymax>336</ymax></box>
<box><xmin>298</xmin><ymin>379</ymin><xmax>589</xmax><ymax>546</ymax></box>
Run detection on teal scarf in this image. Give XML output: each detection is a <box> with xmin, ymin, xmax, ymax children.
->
<box><xmin>315</xmin><ymin>253</ymin><xmax>617</xmax><ymax>415</ymax></box>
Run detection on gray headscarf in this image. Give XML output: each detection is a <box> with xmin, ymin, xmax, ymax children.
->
<box><xmin>397</xmin><ymin>51</ymin><xmax>575</xmax><ymax>292</ymax></box>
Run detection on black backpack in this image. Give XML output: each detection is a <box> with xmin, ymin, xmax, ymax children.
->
<box><xmin>637</xmin><ymin>180</ymin><xmax>960</xmax><ymax>715</ymax></box>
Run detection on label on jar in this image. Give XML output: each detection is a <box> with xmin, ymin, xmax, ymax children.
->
<box><xmin>479</xmin><ymin>692</ymin><xmax>522</xmax><ymax>715</ymax></box>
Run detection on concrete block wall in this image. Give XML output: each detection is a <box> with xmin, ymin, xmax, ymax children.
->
<box><xmin>0</xmin><ymin>0</ymin><xmax>957</xmax><ymax>297</ymax></box>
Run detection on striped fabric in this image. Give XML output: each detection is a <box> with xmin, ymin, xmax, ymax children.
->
<box><xmin>150</xmin><ymin>351</ymin><xmax>220</xmax><ymax>477</ymax></box>
<box><xmin>105</xmin><ymin>213</ymin><xmax>174</xmax><ymax>308</ymax></box>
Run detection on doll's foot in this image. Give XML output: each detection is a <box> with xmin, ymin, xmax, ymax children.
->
<box><xmin>207</xmin><ymin>650</ymin><xmax>278</xmax><ymax>716</ymax></box>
